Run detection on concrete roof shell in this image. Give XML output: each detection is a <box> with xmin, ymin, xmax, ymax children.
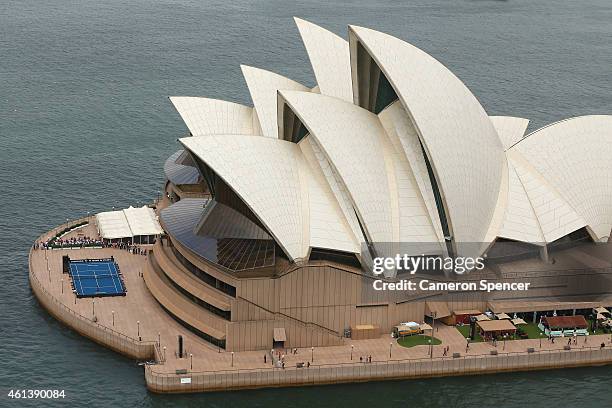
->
<box><xmin>240</xmin><ymin>65</ymin><xmax>310</xmax><ymax>138</ymax></box>
<box><xmin>181</xmin><ymin>134</ymin><xmax>359</xmax><ymax>260</ymax></box>
<box><xmin>169</xmin><ymin>97</ymin><xmax>256</xmax><ymax>136</ymax></box>
<box><xmin>348</xmin><ymin>25</ymin><xmax>506</xmax><ymax>253</ymax></box>
<box><xmin>294</xmin><ymin>17</ymin><xmax>353</xmax><ymax>103</ymax></box>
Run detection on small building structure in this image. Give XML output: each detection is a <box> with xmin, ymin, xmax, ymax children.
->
<box><xmin>476</xmin><ymin>319</ymin><xmax>516</xmax><ymax>340</ymax></box>
<box><xmin>449</xmin><ymin>309</ymin><xmax>482</xmax><ymax>325</ymax></box>
<box><xmin>539</xmin><ymin>315</ymin><xmax>588</xmax><ymax>337</ymax></box>
<box><xmin>352</xmin><ymin>324</ymin><xmax>380</xmax><ymax>340</ymax></box>
<box><xmin>96</xmin><ymin>206</ymin><xmax>163</xmax><ymax>244</ymax></box>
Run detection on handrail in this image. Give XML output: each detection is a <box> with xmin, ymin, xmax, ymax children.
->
<box><xmin>146</xmin><ymin>342</ymin><xmax>612</xmax><ymax>377</ymax></box>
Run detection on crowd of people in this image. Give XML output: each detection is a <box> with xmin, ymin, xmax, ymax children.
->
<box><xmin>34</xmin><ymin>237</ymin><xmax>148</xmax><ymax>255</ymax></box>
<box><xmin>34</xmin><ymin>236</ymin><xmax>106</xmax><ymax>249</ymax></box>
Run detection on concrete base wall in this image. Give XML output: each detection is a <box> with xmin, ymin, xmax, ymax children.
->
<box><xmin>145</xmin><ymin>347</ymin><xmax>612</xmax><ymax>393</ymax></box>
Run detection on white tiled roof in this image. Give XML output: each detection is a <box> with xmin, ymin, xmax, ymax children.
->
<box><xmin>240</xmin><ymin>65</ymin><xmax>309</xmax><ymax>138</ymax></box>
<box><xmin>489</xmin><ymin>116</ymin><xmax>530</xmax><ymax>151</ymax></box>
<box><xmin>169</xmin><ymin>97</ymin><xmax>256</xmax><ymax>136</ymax></box>
<box><xmin>294</xmin><ymin>17</ymin><xmax>353</xmax><ymax>103</ymax></box>
<box><xmin>181</xmin><ymin>134</ymin><xmax>359</xmax><ymax>260</ymax></box>
<box><xmin>280</xmin><ymin>90</ymin><xmax>393</xmax><ymax>246</ymax></box>
<box><xmin>510</xmin><ymin>116</ymin><xmax>612</xmax><ymax>242</ymax></box>
<box><xmin>167</xmin><ymin>18</ymin><xmax>612</xmax><ymax>263</ymax></box>
<box><xmin>348</xmin><ymin>25</ymin><xmax>506</xmax><ymax>255</ymax></box>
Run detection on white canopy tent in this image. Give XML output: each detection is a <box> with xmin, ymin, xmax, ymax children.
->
<box><xmin>96</xmin><ymin>206</ymin><xmax>163</xmax><ymax>243</ymax></box>
<box><xmin>96</xmin><ymin>210</ymin><xmax>132</xmax><ymax>240</ymax></box>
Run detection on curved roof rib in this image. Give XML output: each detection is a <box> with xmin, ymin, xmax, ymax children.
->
<box><xmin>182</xmin><ymin>135</ymin><xmax>305</xmax><ymax>259</ymax></box>
<box><xmin>498</xmin><ymin>159</ymin><xmax>545</xmax><ymax>244</ymax></box>
<box><xmin>510</xmin><ymin>115</ymin><xmax>612</xmax><ymax>241</ymax></box>
<box><xmin>507</xmin><ymin>153</ymin><xmax>586</xmax><ymax>243</ymax></box>
<box><xmin>490</xmin><ymin>116</ymin><xmax>530</xmax><ymax>151</ymax></box>
<box><xmin>169</xmin><ymin>97</ymin><xmax>256</xmax><ymax>136</ymax></box>
<box><xmin>378</xmin><ymin>101</ymin><xmax>445</xmax><ymax>243</ymax></box>
<box><xmin>300</xmin><ymin>136</ymin><xmax>367</xmax><ymax>247</ymax></box>
<box><xmin>180</xmin><ymin>135</ymin><xmax>359</xmax><ymax>261</ymax></box>
<box><xmin>294</xmin><ymin>17</ymin><xmax>353</xmax><ymax>103</ymax></box>
<box><xmin>241</xmin><ymin>65</ymin><xmax>309</xmax><ymax>138</ymax></box>
<box><xmin>298</xmin><ymin>141</ymin><xmax>361</xmax><ymax>255</ymax></box>
<box><xmin>348</xmin><ymin>25</ymin><xmax>506</xmax><ymax>254</ymax></box>
<box><xmin>279</xmin><ymin>90</ymin><xmax>394</xmax><ymax>246</ymax></box>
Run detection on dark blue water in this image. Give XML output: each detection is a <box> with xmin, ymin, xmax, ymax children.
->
<box><xmin>1</xmin><ymin>0</ymin><xmax>611</xmax><ymax>406</ymax></box>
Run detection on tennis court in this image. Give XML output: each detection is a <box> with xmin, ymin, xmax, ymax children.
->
<box><xmin>68</xmin><ymin>258</ymin><xmax>126</xmax><ymax>298</ymax></box>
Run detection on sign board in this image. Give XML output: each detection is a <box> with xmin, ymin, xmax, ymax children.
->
<box><xmin>180</xmin><ymin>377</ymin><xmax>192</xmax><ymax>384</ymax></box>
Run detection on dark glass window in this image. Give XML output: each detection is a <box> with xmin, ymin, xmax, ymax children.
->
<box><xmin>172</xmin><ymin>246</ymin><xmax>237</xmax><ymax>297</ymax></box>
<box><xmin>419</xmin><ymin>140</ymin><xmax>454</xmax><ymax>256</ymax></box>
<box><xmin>309</xmin><ymin>248</ymin><xmax>362</xmax><ymax>268</ymax></box>
<box><xmin>373</xmin><ymin>71</ymin><xmax>398</xmax><ymax>114</ymax></box>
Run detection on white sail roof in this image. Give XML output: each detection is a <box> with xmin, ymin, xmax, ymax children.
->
<box><xmin>348</xmin><ymin>25</ymin><xmax>506</xmax><ymax>252</ymax></box>
<box><xmin>294</xmin><ymin>17</ymin><xmax>353</xmax><ymax>103</ymax></box>
<box><xmin>490</xmin><ymin>116</ymin><xmax>530</xmax><ymax>150</ymax></box>
<box><xmin>166</xmin><ymin>18</ymin><xmax>612</xmax><ymax>265</ymax></box>
<box><xmin>181</xmin><ymin>134</ymin><xmax>359</xmax><ymax>260</ymax></box>
<box><xmin>510</xmin><ymin>116</ymin><xmax>612</xmax><ymax>242</ymax></box>
<box><xmin>279</xmin><ymin>90</ymin><xmax>394</xmax><ymax>245</ymax></box>
<box><xmin>240</xmin><ymin>65</ymin><xmax>309</xmax><ymax>138</ymax></box>
<box><xmin>169</xmin><ymin>97</ymin><xmax>256</xmax><ymax>136</ymax></box>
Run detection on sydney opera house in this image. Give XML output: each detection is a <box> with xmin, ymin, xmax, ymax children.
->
<box><xmin>148</xmin><ymin>18</ymin><xmax>612</xmax><ymax>352</ymax></box>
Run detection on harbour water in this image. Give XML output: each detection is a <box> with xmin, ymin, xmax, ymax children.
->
<box><xmin>1</xmin><ymin>0</ymin><xmax>612</xmax><ymax>406</ymax></box>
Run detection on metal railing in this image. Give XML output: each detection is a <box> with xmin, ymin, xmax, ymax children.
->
<box><xmin>144</xmin><ymin>343</ymin><xmax>612</xmax><ymax>392</ymax></box>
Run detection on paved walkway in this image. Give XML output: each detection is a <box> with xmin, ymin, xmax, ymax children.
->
<box><xmin>30</xmin><ymin>219</ymin><xmax>612</xmax><ymax>375</ymax></box>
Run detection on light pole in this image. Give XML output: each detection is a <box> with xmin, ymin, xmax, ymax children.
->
<box><xmin>351</xmin><ymin>345</ymin><xmax>354</xmax><ymax>361</ymax></box>
<box><xmin>61</xmin><ymin>278</ymin><xmax>64</xmax><ymax>294</ymax></box>
<box><xmin>111</xmin><ymin>310</ymin><xmax>115</xmax><ymax>326</ymax></box>
<box><xmin>503</xmin><ymin>334</ymin><xmax>507</xmax><ymax>350</ymax></box>
<box><xmin>389</xmin><ymin>342</ymin><xmax>393</xmax><ymax>359</ymax></box>
<box><xmin>311</xmin><ymin>347</ymin><xmax>314</xmax><ymax>363</ymax></box>
<box><xmin>158</xmin><ymin>332</ymin><xmax>161</xmax><ymax>347</ymax></box>
<box><xmin>190</xmin><ymin>353</ymin><xmax>193</xmax><ymax>370</ymax></box>
<box><xmin>540</xmin><ymin>333</ymin><xmax>543</xmax><ymax>348</ymax></box>
<box><xmin>429</xmin><ymin>339</ymin><xmax>433</xmax><ymax>358</ymax></box>
<box><xmin>163</xmin><ymin>346</ymin><xmax>167</xmax><ymax>362</ymax></box>
<box><xmin>137</xmin><ymin>320</ymin><xmax>140</xmax><ymax>338</ymax></box>
<box><xmin>231</xmin><ymin>351</ymin><xmax>234</xmax><ymax>367</ymax></box>
<box><xmin>48</xmin><ymin>267</ymin><xmax>51</xmax><ymax>283</ymax></box>
<box><xmin>431</xmin><ymin>311</ymin><xmax>437</xmax><ymax>335</ymax></box>
<box><xmin>92</xmin><ymin>299</ymin><xmax>95</xmax><ymax>317</ymax></box>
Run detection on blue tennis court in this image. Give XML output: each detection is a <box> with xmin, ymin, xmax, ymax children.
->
<box><xmin>68</xmin><ymin>258</ymin><xmax>126</xmax><ymax>298</ymax></box>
